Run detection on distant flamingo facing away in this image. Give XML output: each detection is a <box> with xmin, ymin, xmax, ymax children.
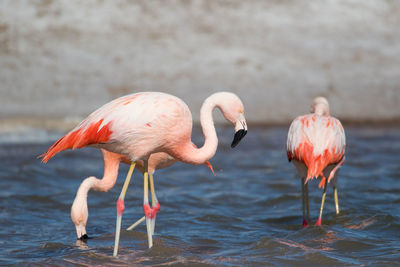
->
<box><xmin>40</xmin><ymin>91</ymin><xmax>247</xmax><ymax>256</ymax></box>
<box><xmin>286</xmin><ymin>97</ymin><xmax>345</xmax><ymax>227</ymax></box>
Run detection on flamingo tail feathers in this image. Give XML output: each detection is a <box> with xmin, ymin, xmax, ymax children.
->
<box><xmin>39</xmin><ymin>119</ymin><xmax>112</xmax><ymax>163</ymax></box>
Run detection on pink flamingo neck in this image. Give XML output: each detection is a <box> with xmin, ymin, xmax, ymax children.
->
<box><xmin>170</xmin><ymin>95</ymin><xmax>219</xmax><ymax>165</ymax></box>
<box><xmin>70</xmin><ymin>150</ymin><xmax>121</xmax><ymax>238</ymax></box>
<box><xmin>93</xmin><ymin>150</ymin><xmax>121</xmax><ymax>192</ymax></box>
<box><xmin>71</xmin><ymin>150</ymin><xmax>121</xmax><ymax>216</ymax></box>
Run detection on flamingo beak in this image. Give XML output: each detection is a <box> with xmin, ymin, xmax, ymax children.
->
<box><xmin>75</xmin><ymin>222</ymin><xmax>89</xmax><ymax>240</ymax></box>
<box><xmin>79</xmin><ymin>234</ymin><xmax>89</xmax><ymax>241</ymax></box>
<box><xmin>231</xmin><ymin>115</ymin><xmax>247</xmax><ymax>148</ymax></box>
<box><xmin>231</xmin><ymin>129</ymin><xmax>247</xmax><ymax>148</ymax></box>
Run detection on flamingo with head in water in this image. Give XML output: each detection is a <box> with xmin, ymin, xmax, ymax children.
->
<box><xmin>286</xmin><ymin>97</ymin><xmax>345</xmax><ymax>227</ymax></box>
<box><xmin>40</xmin><ymin>91</ymin><xmax>247</xmax><ymax>256</ymax></box>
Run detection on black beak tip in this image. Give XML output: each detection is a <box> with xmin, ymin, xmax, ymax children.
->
<box><xmin>78</xmin><ymin>234</ymin><xmax>89</xmax><ymax>241</ymax></box>
<box><xmin>231</xmin><ymin>129</ymin><xmax>247</xmax><ymax>148</ymax></box>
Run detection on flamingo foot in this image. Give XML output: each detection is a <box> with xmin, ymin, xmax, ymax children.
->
<box><xmin>302</xmin><ymin>219</ymin><xmax>309</xmax><ymax>228</ymax></box>
<box><xmin>315</xmin><ymin>217</ymin><xmax>322</xmax><ymax>226</ymax></box>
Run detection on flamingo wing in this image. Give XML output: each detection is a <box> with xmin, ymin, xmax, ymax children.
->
<box><xmin>287</xmin><ymin>114</ymin><xmax>345</xmax><ymax>181</ymax></box>
<box><xmin>40</xmin><ymin>117</ymin><xmax>113</xmax><ymax>163</ymax></box>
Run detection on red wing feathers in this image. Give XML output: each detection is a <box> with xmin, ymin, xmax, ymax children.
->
<box><xmin>40</xmin><ymin>119</ymin><xmax>112</xmax><ymax>163</ymax></box>
<box><xmin>289</xmin><ymin>140</ymin><xmax>344</xmax><ymax>184</ymax></box>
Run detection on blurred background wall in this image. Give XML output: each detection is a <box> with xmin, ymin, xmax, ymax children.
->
<box><xmin>0</xmin><ymin>0</ymin><xmax>400</xmax><ymax>128</ymax></box>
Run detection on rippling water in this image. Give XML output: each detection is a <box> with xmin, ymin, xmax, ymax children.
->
<box><xmin>1</xmin><ymin>125</ymin><xmax>400</xmax><ymax>266</ymax></box>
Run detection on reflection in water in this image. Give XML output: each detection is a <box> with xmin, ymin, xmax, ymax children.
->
<box><xmin>75</xmin><ymin>239</ymin><xmax>90</xmax><ymax>250</ymax></box>
<box><xmin>275</xmin><ymin>238</ymin><xmax>317</xmax><ymax>252</ymax></box>
<box><xmin>345</xmin><ymin>217</ymin><xmax>376</xmax><ymax>230</ymax></box>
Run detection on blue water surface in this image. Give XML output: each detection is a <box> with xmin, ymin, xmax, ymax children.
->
<box><xmin>0</xmin><ymin>125</ymin><xmax>399</xmax><ymax>266</ymax></box>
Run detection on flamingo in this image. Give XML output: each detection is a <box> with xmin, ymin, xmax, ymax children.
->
<box><xmin>40</xmin><ymin>91</ymin><xmax>247</xmax><ymax>256</ymax></box>
<box><xmin>286</xmin><ymin>97</ymin><xmax>345</xmax><ymax>227</ymax></box>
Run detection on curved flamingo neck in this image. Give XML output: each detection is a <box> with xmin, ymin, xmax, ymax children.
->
<box><xmin>71</xmin><ymin>150</ymin><xmax>122</xmax><ymax>238</ymax></box>
<box><xmin>172</xmin><ymin>95</ymin><xmax>219</xmax><ymax>165</ymax></box>
<box><xmin>75</xmin><ymin>177</ymin><xmax>98</xmax><ymax>200</ymax></box>
<box><xmin>71</xmin><ymin>150</ymin><xmax>121</xmax><ymax>222</ymax></box>
<box><xmin>77</xmin><ymin>150</ymin><xmax>121</xmax><ymax>194</ymax></box>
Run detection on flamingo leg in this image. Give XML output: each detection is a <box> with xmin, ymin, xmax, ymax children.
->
<box><xmin>315</xmin><ymin>178</ymin><xmax>328</xmax><ymax>226</ymax></box>
<box><xmin>127</xmin><ymin>173</ymin><xmax>160</xmax><ymax>234</ymax></box>
<box><xmin>334</xmin><ymin>186</ymin><xmax>339</xmax><ymax>215</ymax></box>
<box><xmin>301</xmin><ymin>178</ymin><xmax>308</xmax><ymax>227</ymax></box>
<box><xmin>149</xmin><ymin>173</ymin><xmax>160</xmax><ymax>235</ymax></box>
<box><xmin>142</xmin><ymin>160</ymin><xmax>153</xmax><ymax>248</ymax></box>
<box><xmin>126</xmin><ymin>216</ymin><xmax>145</xmax><ymax>231</ymax></box>
<box><xmin>305</xmin><ymin>181</ymin><xmax>310</xmax><ymax>222</ymax></box>
<box><xmin>113</xmin><ymin>162</ymin><xmax>136</xmax><ymax>257</ymax></box>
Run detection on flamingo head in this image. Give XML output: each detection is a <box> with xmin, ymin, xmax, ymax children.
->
<box><xmin>213</xmin><ymin>92</ymin><xmax>248</xmax><ymax>148</ymax></box>
<box><xmin>70</xmin><ymin>190</ymin><xmax>89</xmax><ymax>240</ymax></box>
<box><xmin>311</xmin><ymin>97</ymin><xmax>330</xmax><ymax>116</ymax></box>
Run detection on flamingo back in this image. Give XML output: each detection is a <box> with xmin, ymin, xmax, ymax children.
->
<box><xmin>286</xmin><ymin>114</ymin><xmax>345</xmax><ymax>182</ymax></box>
<box><xmin>40</xmin><ymin>92</ymin><xmax>193</xmax><ymax>162</ymax></box>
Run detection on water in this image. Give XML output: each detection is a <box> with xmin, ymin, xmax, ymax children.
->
<box><xmin>1</xmin><ymin>125</ymin><xmax>400</xmax><ymax>266</ymax></box>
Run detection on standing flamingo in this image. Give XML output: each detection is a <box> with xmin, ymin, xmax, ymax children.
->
<box><xmin>40</xmin><ymin>91</ymin><xmax>247</xmax><ymax>256</ymax></box>
<box><xmin>286</xmin><ymin>97</ymin><xmax>345</xmax><ymax>227</ymax></box>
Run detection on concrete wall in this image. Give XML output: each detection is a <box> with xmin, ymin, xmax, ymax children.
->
<box><xmin>1</xmin><ymin>0</ymin><xmax>400</xmax><ymax>126</ymax></box>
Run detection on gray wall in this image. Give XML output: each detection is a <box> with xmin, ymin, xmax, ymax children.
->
<box><xmin>1</xmin><ymin>0</ymin><xmax>400</xmax><ymax>125</ymax></box>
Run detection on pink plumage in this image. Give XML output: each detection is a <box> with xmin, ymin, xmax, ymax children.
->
<box><xmin>286</xmin><ymin>97</ymin><xmax>345</xmax><ymax>227</ymax></box>
<box><xmin>287</xmin><ymin>114</ymin><xmax>345</xmax><ymax>187</ymax></box>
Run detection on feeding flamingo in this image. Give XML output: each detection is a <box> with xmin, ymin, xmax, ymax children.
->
<box><xmin>40</xmin><ymin>91</ymin><xmax>247</xmax><ymax>256</ymax></box>
<box><xmin>286</xmin><ymin>97</ymin><xmax>345</xmax><ymax>227</ymax></box>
